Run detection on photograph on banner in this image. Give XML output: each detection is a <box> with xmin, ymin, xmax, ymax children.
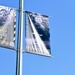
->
<box><xmin>25</xmin><ymin>11</ymin><xmax>51</xmax><ymax>57</ymax></box>
<box><xmin>0</xmin><ymin>5</ymin><xmax>16</xmax><ymax>48</ymax></box>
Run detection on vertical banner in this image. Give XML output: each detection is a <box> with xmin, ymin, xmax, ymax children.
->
<box><xmin>25</xmin><ymin>11</ymin><xmax>51</xmax><ymax>57</ymax></box>
<box><xmin>0</xmin><ymin>5</ymin><xmax>16</xmax><ymax>48</ymax></box>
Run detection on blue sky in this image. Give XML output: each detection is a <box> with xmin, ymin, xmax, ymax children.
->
<box><xmin>0</xmin><ymin>0</ymin><xmax>75</xmax><ymax>75</ymax></box>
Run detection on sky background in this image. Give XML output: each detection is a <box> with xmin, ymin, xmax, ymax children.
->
<box><xmin>0</xmin><ymin>0</ymin><xmax>75</xmax><ymax>75</ymax></box>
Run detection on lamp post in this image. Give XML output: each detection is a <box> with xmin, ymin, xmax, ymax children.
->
<box><xmin>16</xmin><ymin>0</ymin><xmax>24</xmax><ymax>75</ymax></box>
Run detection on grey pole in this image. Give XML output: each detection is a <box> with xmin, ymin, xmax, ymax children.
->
<box><xmin>16</xmin><ymin>0</ymin><xmax>24</xmax><ymax>75</ymax></box>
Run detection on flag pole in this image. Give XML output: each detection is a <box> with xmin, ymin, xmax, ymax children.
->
<box><xmin>16</xmin><ymin>0</ymin><xmax>24</xmax><ymax>75</ymax></box>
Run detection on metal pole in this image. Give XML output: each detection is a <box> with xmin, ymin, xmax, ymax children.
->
<box><xmin>16</xmin><ymin>0</ymin><xmax>24</xmax><ymax>75</ymax></box>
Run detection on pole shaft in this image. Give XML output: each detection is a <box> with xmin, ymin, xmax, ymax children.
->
<box><xmin>16</xmin><ymin>0</ymin><xmax>24</xmax><ymax>75</ymax></box>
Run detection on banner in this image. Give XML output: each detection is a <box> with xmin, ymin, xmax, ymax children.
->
<box><xmin>0</xmin><ymin>5</ymin><xmax>16</xmax><ymax>48</ymax></box>
<box><xmin>25</xmin><ymin>11</ymin><xmax>51</xmax><ymax>57</ymax></box>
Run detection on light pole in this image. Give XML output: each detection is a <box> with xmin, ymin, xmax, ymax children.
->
<box><xmin>16</xmin><ymin>0</ymin><xmax>24</xmax><ymax>75</ymax></box>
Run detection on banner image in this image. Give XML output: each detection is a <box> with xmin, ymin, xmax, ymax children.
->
<box><xmin>0</xmin><ymin>5</ymin><xmax>16</xmax><ymax>48</ymax></box>
<box><xmin>25</xmin><ymin>11</ymin><xmax>51</xmax><ymax>57</ymax></box>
